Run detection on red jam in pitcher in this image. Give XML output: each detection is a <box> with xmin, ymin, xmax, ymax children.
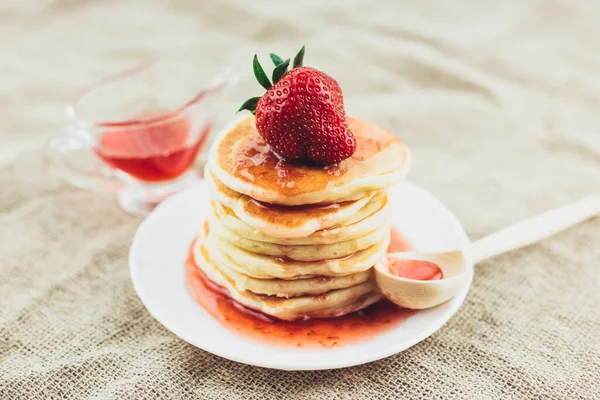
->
<box><xmin>95</xmin><ymin>111</ymin><xmax>210</xmax><ymax>182</ymax></box>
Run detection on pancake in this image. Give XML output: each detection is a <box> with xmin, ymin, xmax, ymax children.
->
<box><xmin>207</xmin><ymin>116</ymin><xmax>410</xmax><ymax>206</ymax></box>
<box><xmin>205</xmin><ymin>168</ymin><xmax>376</xmax><ymax>238</ymax></box>
<box><xmin>211</xmin><ymin>192</ymin><xmax>391</xmax><ymax>245</ymax></box>
<box><xmin>193</xmin><ymin>239</ymin><xmax>373</xmax><ymax>298</ymax></box>
<box><xmin>206</xmin><ymin>228</ymin><xmax>390</xmax><ymax>279</ymax></box>
<box><xmin>194</xmin><ymin>238</ymin><xmax>383</xmax><ymax>321</ymax></box>
<box><xmin>209</xmin><ymin>217</ymin><xmax>391</xmax><ymax>261</ymax></box>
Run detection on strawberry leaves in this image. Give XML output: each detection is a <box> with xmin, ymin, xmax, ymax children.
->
<box><xmin>239</xmin><ymin>46</ymin><xmax>306</xmax><ymax>115</ymax></box>
<box><xmin>237</xmin><ymin>96</ymin><xmax>261</xmax><ymax>115</ymax></box>
<box><xmin>272</xmin><ymin>59</ymin><xmax>290</xmax><ymax>84</ymax></box>
<box><xmin>270</xmin><ymin>53</ymin><xmax>284</xmax><ymax>66</ymax></box>
<box><xmin>293</xmin><ymin>45</ymin><xmax>305</xmax><ymax>68</ymax></box>
<box><xmin>253</xmin><ymin>55</ymin><xmax>272</xmax><ymax>90</ymax></box>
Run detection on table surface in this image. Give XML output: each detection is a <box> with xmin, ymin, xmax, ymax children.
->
<box><xmin>1</xmin><ymin>1</ymin><xmax>599</xmax><ymax>399</ymax></box>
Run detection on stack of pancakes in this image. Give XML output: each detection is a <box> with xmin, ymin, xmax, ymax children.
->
<box><xmin>195</xmin><ymin>116</ymin><xmax>410</xmax><ymax>321</ymax></box>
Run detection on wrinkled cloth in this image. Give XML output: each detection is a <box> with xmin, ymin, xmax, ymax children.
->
<box><xmin>1</xmin><ymin>1</ymin><xmax>599</xmax><ymax>399</ymax></box>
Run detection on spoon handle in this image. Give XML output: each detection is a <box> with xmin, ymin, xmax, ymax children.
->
<box><xmin>469</xmin><ymin>194</ymin><xmax>600</xmax><ymax>263</ymax></box>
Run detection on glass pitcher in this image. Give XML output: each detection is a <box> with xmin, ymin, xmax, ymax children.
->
<box><xmin>45</xmin><ymin>59</ymin><xmax>237</xmax><ymax>217</ymax></box>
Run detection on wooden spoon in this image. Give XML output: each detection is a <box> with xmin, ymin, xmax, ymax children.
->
<box><xmin>375</xmin><ymin>194</ymin><xmax>600</xmax><ymax>309</ymax></box>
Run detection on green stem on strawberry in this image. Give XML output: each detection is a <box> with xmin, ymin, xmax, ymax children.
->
<box><xmin>270</xmin><ymin>53</ymin><xmax>284</xmax><ymax>66</ymax></box>
<box><xmin>253</xmin><ymin>55</ymin><xmax>272</xmax><ymax>90</ymax></box>
<box><xmin>272</xmin><ymin>59</ymin><xmax>290</xmax><ymax>84</ymax></box>
<box><xmin>238</xmin><ymin>97</ymin><xmax>261</xmax><ymax>115</ymax></box>
<box><xmin>292</xmin><ymin>45</ymin><xmax>305</xmax><ymax>68</ymax></box>
<box><xmin>239</xmin><ymin>46</ymin><xmax>307</xmax><ymax>115</ymax></box>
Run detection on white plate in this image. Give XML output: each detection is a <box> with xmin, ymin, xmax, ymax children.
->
<box><xmin>130</xmin><ymin>181</ymin><xmax>472</xmax><ymax>370</ymax></box>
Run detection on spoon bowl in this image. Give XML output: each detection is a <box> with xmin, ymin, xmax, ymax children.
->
<box><xmin>375</xmin><ymin>249</ymin><xmax>471</xmax><ymax>309</ymax></box>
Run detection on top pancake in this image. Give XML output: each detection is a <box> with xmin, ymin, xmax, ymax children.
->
<box><xmin>208</xmin><ymin>116</ymin><xmax>410</xmax><ymax>205</ymax></box>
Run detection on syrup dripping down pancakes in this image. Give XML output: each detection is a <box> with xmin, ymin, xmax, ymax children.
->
<box><xmin>192</xmin><ymin>116</ymin><xmax>411</xmax><ymax>321</ymax></box>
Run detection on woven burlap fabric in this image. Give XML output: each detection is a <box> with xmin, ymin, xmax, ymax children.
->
<box><xmin>1</xmin><ymin>1</ymin><xmax>599</xmax><ymax>399</ymax></box>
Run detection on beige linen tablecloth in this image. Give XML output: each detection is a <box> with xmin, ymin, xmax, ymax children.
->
<box><xmin>1</xmin><ymin>1</ymin><xmax>599</xmax><ymax>399</ymax></box>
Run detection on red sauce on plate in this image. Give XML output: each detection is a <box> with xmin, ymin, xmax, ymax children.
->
<box><xmin>185</xmin><ymin>228</ymin><xmax>439</xmax><ymax>348</ymax></box>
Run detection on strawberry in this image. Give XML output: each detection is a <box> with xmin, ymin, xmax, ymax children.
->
<box><xmin>238</xmin><ymin>46</ymin><xmax>356</xmax><ymax>166</ymax></box>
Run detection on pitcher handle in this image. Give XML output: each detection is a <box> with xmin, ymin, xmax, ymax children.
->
<box><xmin>44</xmin><ymin>128</ymin><xmax>125</xmax><ymax>192</ymax></box>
